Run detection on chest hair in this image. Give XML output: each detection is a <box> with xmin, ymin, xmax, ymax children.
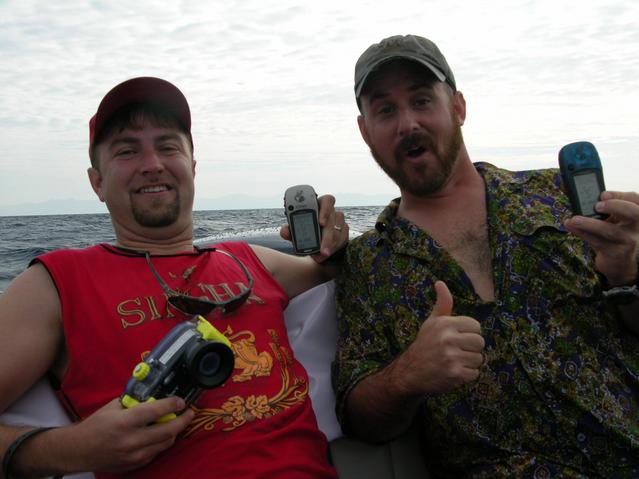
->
<box><xmin>424</xmin><ymin>210</ymin><xmax>494</xmax><ymax>301</ymax></box>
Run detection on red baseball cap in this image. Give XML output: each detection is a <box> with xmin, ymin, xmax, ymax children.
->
<box><xmin>89</xmin><ymin>77</ymin><xmax>191</xmax><ymax>149</ymax></box>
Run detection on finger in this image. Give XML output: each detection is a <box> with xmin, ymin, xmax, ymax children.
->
<box><xmin>105</xmin><ymin>397</ymin><xmax>127</xmax><ymax>409</ymax></box>
<box><xmin>330</xmin><ymin>212</ymin><xmax>348</xmax><ymax>245</ymax></box>
<box><xmin>459</xmin><ymin>330</ymin><xmax>485</xmax><ymax>351</ymax></box>
<box><xmin>596</xmin><ymin>198</ymin><xmax>639</xmax><ymax>224</ymax></box>
<box><xmin>431</xmin><ymin>280</ymin><xmax>453</xmax><ymax>318</ymax></box>
<box><xmin>600</xmin><ymin>190</ymin><xmax>639</xmax><ymax>205</ymax></box>
<box><xmin>459</xmin><ymin>350</ymin><xmax>484</xmax><ymax>368</ymax></box>
<box><xmin>460</xmin><ymin>366</ymin><xmax>481</xmax><ymax>383</ymax></box>
<box><xmin>564</xmin><ymin>215</ymin><xmax>616</xmax><ymax>244</ymax></box>
<box><xmin>318</xmin><ymin>214</ymin><xmax>343</xmax><ymax>258</ymax></box>
<box><xmin>311</xmin><ymin>252</ymin><xmax>328</xmax><ymax>263</ymax></box>
<box><xmin>125</xmin><ymin>396</ymin><xmax>187</xmax><ymax>426</ymax></box>
<box><xmin>145</xmin><ymin>408</ymin><xmax>195</xmax><ymax>443</ymax></box>
<box><xmin>124</xmin><ymin>406</ymin><xmax>194</xmax><ymax>455</ymax></box>
<box><xmin>566</xmin><ymin>216</ymin><xmax>634</xmax><ymax>250</ymax></box>
<box><xmin>564</xmin><ymin>215</ymin><xmax>602</xmax><ymax>231</ymax></box>
<box><xmin>279</xmin><ymin>224</ymin><xmax>291</xmax><ymax>241</ymax></box>
<box><xmin>566</xmin><ymin>227</ymin><xmax>611</xmax><ymax>252</ymax></box>
<box><xmin>317</xmin><ymin>195</ymin><xmax>336</xmax><ymax>226</ymax></box>
<box><xmin>447</xmin><ymin>361</ymin><xmax>481</xmax><ymax>386</ymax></box>
<box><xmin>333</xmin><ymin>211</ymin><xmax>346</xmax><ymax>231</ymax></box>
<box><xmin>454</xmin><ymin>316</ymin><xmax>483</xmax><ymax>335</ymax></box>
<box><xmin>320</xmin><ymin>219</ymin><xmax>336</xmax><ymax>257</ymax></box>
<box><xmin>317</xmin><ymin>228</ymin><xmax>334</xmax><ymax>258</ymax></box>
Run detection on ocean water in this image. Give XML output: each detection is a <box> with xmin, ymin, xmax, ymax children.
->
<box><xmin>0</xmin><ymin>206</ymin><xmax>384</xmax><ymax>293</ymax></box>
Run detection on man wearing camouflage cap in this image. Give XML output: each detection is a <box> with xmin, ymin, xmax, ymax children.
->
<box><xmin>333</xmin><ymin>34</ymin><xmax>639</xmax><ymax>478</ymax></box>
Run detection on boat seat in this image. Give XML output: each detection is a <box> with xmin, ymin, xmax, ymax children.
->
<box><xmin>1</xmin><ymin>281</ymin><xmax>429</xmax><ymax>478</ymax></box>
<box><xmin>286</xmin><ymin>280</ymin><xmax>430</xmax><ymax>478</ymax></box>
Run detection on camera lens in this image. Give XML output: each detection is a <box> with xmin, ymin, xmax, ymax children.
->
<box><xmin>187</xmin><ymin>341</ymin><xmax>235</xmax><ymax>388</ymax></box>
<box><xmin>198</xmin><ymin>351</ymin><xmax>221</xmax><ymax>376</ymax></box>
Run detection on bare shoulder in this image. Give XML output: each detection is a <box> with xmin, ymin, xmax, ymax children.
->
<box><xmin>0</xmin><ymin>263</ymin><xmax>64</xmax><ymax>411</ymax></box>
<box><xmin>0</xmin><ymin>263</ymin><xmax>61</xmax><ymax>325</ymax></box>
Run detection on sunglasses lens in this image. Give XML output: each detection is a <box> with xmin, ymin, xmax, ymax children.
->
<box><xmin>169</xmin><ymin>296</ymin><xmax>218</xmax><ymax>316</ymax></box>
<box><xmin>223</xmin><ymin>290</ymin><xmax>251</xmax><ymax>313</ymax></box>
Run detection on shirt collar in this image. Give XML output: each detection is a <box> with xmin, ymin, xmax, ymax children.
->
<box><xmin>374</xmin><ymin>162</ymin><xmax>570</xmax><ymax>243</ymax></box>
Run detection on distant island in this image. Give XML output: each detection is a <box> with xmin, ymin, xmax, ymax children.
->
<box><xmin>0</xmin><ymin>192</ymin><xmax>394</xmax><ymax>217</ymax></box>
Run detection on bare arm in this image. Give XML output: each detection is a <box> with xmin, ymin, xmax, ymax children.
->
<box><xmin>344</xmin><ymin>350</ymin><xmax>427</xmax><ymax>442</ymax></box>
<box><xmin>251</xmin><ymin>245</ymin><xmax>337</xmax><ymax>298</ymax></box>
<box><xmin>0</xmin><ymin>263</ymin><xmax>64</xmax><ymax>412</ymax></box>
<box><xmin>0</xmin><ymin>263</ymin><xmax>66</xmax><ymax>476</ymax></box>
<box><xmin>343</xmin><ymin>282</ymin><xmax>485</xmax><ymax>442</ymax></box>
<box><xmin>0</xmin><ymin>264</ymin><xmax>194</xmax><ymax>477</ymax></box>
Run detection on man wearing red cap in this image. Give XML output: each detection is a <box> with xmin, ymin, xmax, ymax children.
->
<box><xmin>333</xmin><ymin>34</ymin><xmax>639</xmax><ymax>477</ymax></box>
<box><xmin>0</xmin><ymin>77</ymin><xmax>345</xmax><ymax>478</ymax></box>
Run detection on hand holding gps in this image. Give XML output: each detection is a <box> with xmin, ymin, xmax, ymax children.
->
<box><xmin>284</xmin><ymin>185</ymin><xmax>322</xmax><ymax>255</ymax></box>
<box><xmin>559</xmin><ymin>141</ymin><xmax>607</xmax><ymax>219</ymax></box>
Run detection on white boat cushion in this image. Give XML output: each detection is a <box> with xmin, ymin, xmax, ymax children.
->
<box><xmin>284</xmin><ymin>279</ymin><xmax>343</xmax><ymax>441</ymax></box>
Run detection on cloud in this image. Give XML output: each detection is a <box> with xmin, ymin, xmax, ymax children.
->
<box><xmin>0</xmin><ymin>0</ymin><xmax>637</xmax><ymax>215</ymax></box>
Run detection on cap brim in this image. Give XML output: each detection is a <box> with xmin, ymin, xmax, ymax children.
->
<box><xmin>355</xmin><ymin>55</ymin><xmax>446</xmax><ymax>98</ymax></box>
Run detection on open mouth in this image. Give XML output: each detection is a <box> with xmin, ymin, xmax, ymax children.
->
<box><xmin>406</xmin><ymin>145</ymin><xmax>427</xmax><ymax>158</ymax></box>
<box><xmin>397</xmin><ymin>133</ymin><xmax>432</xmax><ymax>162</ymax></box>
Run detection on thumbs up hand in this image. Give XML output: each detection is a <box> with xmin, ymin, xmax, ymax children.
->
<box><xmin>396</xmin><ymin>281</ymin><xmax>485</xmax><ymax>396</ymax></box>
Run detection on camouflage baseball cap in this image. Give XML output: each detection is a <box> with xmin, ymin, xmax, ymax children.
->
<box><xmin>354</xmin><ymin>35</ymin><xmax>456</xmax><ymax>99</ymax></box>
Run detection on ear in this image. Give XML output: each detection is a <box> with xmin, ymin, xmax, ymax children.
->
<box><xmin>357</xmin><ymin>115</ymin><xmax>372</xmax><ymax>148</ymax></box>
<box><xmin>87</xmin><ymin>167</ymin><xmax>106</xmax><ymax>202</ymax></box>
<box><xmin>191</xmin><ymin>157</ymin><xmax>197</xmax><ymax>178</ymax></box>
<box><xmin>452</xmin><ymin>91</ymin><xmax>467</xmax><ymax>126</ymax></box>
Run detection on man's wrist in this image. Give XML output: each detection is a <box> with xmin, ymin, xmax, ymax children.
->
<box><xmin>2</xmin><ymin>427</ymin><xmax>59</xmax><ymax>479</ymax></box>
<box><xmin>601</xmin><ymin>264</ymin><xmax>639</xmax><ymax>305</ymax></box>
<box><xmin>323</xmin><ymin>243</ymin><xmax>348</xmax><ymax>265</ymax></box>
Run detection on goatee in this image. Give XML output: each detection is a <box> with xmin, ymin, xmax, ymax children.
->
<box><xmin>131</xmin><ymin>194</ymin><xmax>181</xmax><ymax>227</ymax></box>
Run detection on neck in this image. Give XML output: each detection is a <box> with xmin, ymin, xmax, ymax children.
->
<box><xmin>115</xmin><ymin>238</ymin><xmax>195</xmax><ymax>255</ymax></box>
<box><xmin>112</xmin><ymin>221</ymin><xmax>195</xmax><ymax>255</ymax></box>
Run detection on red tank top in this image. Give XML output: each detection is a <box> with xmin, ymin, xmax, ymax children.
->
<box><xmin>35</xmin><ymin>242</ymin><xmax>336</xmax><ymax>479</ymax></box>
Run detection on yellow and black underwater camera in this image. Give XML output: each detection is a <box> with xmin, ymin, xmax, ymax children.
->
<box><xmin>121</xmin><ymin>315</ymin><xmax>234</xmax><ymax>422</ymax></box>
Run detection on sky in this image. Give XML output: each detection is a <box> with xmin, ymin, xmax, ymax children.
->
<box><xmin>0</xmin><ymin>0</ymin><xmax>637</xmax><ymax>216</ymax></box>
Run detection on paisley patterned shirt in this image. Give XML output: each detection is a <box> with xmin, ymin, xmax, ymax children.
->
<box><xmin>333</xmin><ymin>163</ymin><xmax>639</xmax><ymax>478</ymax></box>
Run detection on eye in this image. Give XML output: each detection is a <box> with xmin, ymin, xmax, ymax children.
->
<box><xmin>413</xmin><ymin>96</ymin><xmax>432</xmax><ymax>108</ymax></box>
<box><xmin>159</xmin><ymin>143</ymin><xmax>180</xmax><ymax>154</ymax></box>
<box><xmin>114</xmin><ymin>148</ymin><xmax>135</xmax><ymax>158</ymax></box>
<box><xmin>375</xmin><ymin>104</ymin><xmax>395</xmax><ymax>117</ymax></box>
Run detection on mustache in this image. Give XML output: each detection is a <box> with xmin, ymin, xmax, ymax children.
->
<box><xmin>394</xmin><ymin>132</ymin><xmax>434</xmax><ymax>159</ymax></box>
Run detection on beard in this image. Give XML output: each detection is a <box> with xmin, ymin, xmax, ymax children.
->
<box><xmin>370</xmin><ymin>122</ymin><xmax>463</xmax><ymax>197</ymax></box>
<box><xmin>131</xmin><ymin>192</ymin><xmax>181</xmax><ymax>227</ymax></box>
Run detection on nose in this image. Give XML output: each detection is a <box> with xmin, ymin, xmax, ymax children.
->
<box><xmin>139</xmin><ymin>146</ymin><xmax>164</xmax><ymax>174</ymax></box>
<box><xmin>396</xmin><ymin>108</ymin><xmax>420</xmax><ymax>138</ymax></box>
